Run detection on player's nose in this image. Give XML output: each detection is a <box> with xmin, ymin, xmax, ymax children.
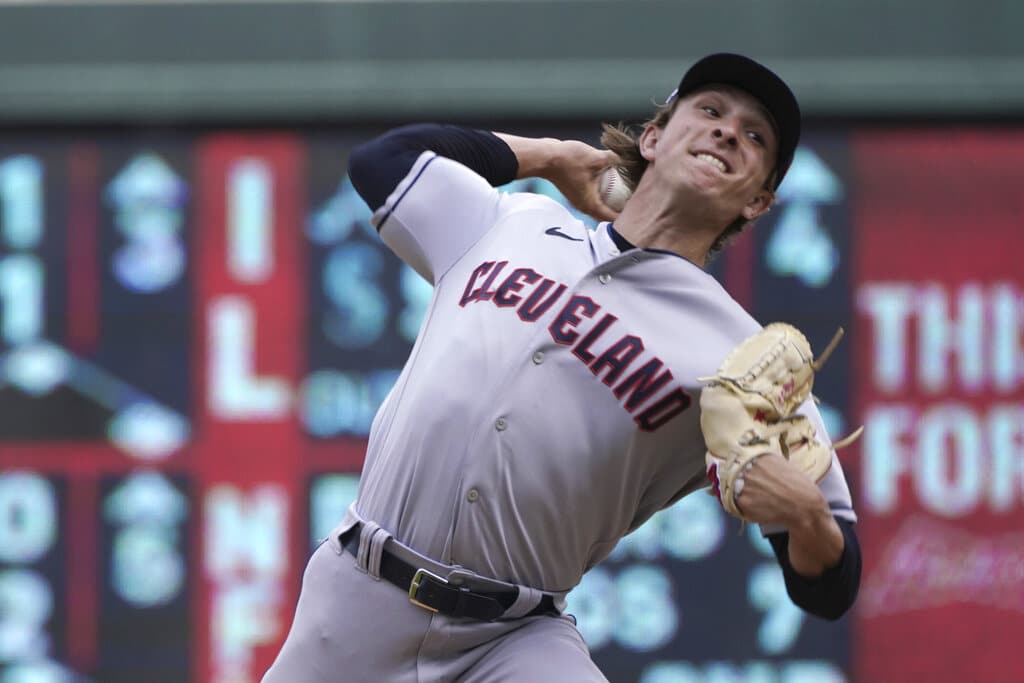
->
<box><xmin>711</xmin><ymin>125</ymin><xmax>739</xmax><ymax>147</ymax></box>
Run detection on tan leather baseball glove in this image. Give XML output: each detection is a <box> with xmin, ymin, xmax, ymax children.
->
<box><xmin>699</xmin><ymin>323</ymin><xmax>862</xmax><ymax>520</ymax></box>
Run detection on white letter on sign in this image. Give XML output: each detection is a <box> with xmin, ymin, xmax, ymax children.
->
<box><xmin>208</xmin><ymin>295</ymin><xmax>290</xmax><ymax>420</ymax></box>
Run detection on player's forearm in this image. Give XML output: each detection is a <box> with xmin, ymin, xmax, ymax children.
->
<box><xmin>784</xmin><ymin>503</ymin><xmax>845</xmax><ymax>577</ymax></box>
<box><xmin>492</xmin><ymin>133</ymin><xmax>566</xmax><ymax>180</ymax></box>
<box><xmin>492</xmin><ymin>133</ymin><xmax>620</xmax><ymax>222</ymax></box>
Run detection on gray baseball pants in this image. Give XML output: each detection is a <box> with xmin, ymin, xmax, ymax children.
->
<box><xmin>261</xmin><ymin>526</ymin><xmax>607</xmax><ymax>683</ymax></box>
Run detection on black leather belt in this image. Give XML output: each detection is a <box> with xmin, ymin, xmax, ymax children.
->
<box><xmin>340</xmin><ymin>523</ymin><xmax>556</xmax><ymax>621</ymax></box>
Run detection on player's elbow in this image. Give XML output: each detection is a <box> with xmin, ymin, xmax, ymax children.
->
<box><xmin>772</xmin><ymin>519</ymin><xmax>862</xmax><ymax>622</ymax></box>
<box><xmin>348</xmin><ymin>127</ymin><xmax>431</xmax><ymax>212</ymax></box>
<box><xmin>782</xmin><ymin>561</ymin><xmax>860</xmax><ymax>621</ymax></box>
<box><xmin>790</xmin><ymin>584</ymin><xmax>858</xmax><ymax>621</ymax></box>
<box><xmin>347</xmin><ymin>141</ymin><xmax>382</xmax><ymax>208</ymax></box>
<box><xmin>819</xmin><ymin>600</ymin><xmax>854</xmax><ymax>622</ymax></box>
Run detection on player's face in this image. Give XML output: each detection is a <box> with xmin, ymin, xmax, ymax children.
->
<box><xmin>640</xmin><ymin>84</ymin><xmax>778</xmax><ymax>222</ymax></box>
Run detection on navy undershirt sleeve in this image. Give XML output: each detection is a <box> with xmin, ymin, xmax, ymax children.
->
<box><xmin>347</xmin><ymin>124</ymin><xmax>519</xmax><ymax>212</ymax></box>
<box><xmin>767</xmin><ymin>517</ymin><xmax>861</xmax><ymax>621</ymax></box>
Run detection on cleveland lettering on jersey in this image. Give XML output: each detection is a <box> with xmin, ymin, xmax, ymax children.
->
<box><xmin>460</xmin><ymin>260</ymin><xmax>691</xmax><ymax>431</ymax></box>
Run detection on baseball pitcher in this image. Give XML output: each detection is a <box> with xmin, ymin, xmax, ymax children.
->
<box><xmin>263</xmin><ymin>53</ymin><xmax>862</xmax><ymax>682</ymax></box>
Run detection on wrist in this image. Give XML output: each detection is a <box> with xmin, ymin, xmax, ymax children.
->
<box><xmin>527</xmin><ymin>138</ymin><xmax>573</xmax><ymax>183</ymax></box>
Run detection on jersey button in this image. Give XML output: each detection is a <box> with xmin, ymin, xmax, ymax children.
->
<box><xmin>532</xmin><ymin>351</ymin><xmax>545</xmax><ymax>365</ymax></box>
<box><xmin>495</xmin><ymin>417</ymin><xmax>507</xmax><ymax>431</ymax></box>
<box><xmin>598</xmin><ymin>273</ymin><xmax>611</xmax><ymax>284</ymax></box>
<box><xmin>466</xmin><ymin>489</ymin><xmax>480</xmax><ymax>503</ymax></box>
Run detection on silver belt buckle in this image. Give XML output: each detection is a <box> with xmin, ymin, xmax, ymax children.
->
<box><xmin>409</xmin><ymin>568</ymin><xmax>447</xmax><ymax>613</ymax></box>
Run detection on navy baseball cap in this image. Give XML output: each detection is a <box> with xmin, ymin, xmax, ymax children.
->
<box><xmin>667</xmin><ymin>53</ymin><xmax>801</xmax><ymax>190</ymax></box>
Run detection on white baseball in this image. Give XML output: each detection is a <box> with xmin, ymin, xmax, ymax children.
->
<box><xmin>599</xmin><ymin>167</ymin><xmax>631</xmax><ymax>212</ymax></box>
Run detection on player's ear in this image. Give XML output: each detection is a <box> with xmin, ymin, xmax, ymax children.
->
<box><xmin>742</xmin><ymin>188</ymin><xmax>773</xmax><ymax>221</ymax></box>
<box><xmin>638</xmin><ymin>125</ymin><xmax>660</xmax><ymax>162</ymax></box>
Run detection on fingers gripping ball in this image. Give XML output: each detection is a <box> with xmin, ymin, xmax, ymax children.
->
<box><xmin>599</xmin><ymin>167</ymin><xmax>631</xmax><ymax>212</ymax></box>
<box><xmin>699</xmin><ymin>324</ymin><xmax>862</xmax><ymax>520</ymax></box>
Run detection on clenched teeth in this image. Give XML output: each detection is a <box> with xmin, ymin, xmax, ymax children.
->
<box><xmin>695</xmin><ymin>153</ymin><xmax>727</xmax><ymax>173</ymax></box>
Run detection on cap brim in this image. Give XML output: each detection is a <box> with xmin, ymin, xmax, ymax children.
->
<box><xmin>675</xmin><ymin>53</ymin><xmax>800</xmax><ymax>189</ymax></box>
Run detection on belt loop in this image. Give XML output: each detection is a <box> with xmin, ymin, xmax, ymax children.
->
<box><xmin>501</xmin><ymin>585</ymin><xmax>543</xmax><ymax>619</ymax></box>
<box><xmin>366</xmin><ymin>527</ymin><xmax>392</xmax><ymax>581</ymax></box>
<box><xmin>356</xmin><ymin>521</ymin><xmax>382</xmax><ymax>576</ymax></box>
<box><xmin>326</xmin><ymin>521</ymin><xmax>347</xmax><ymax>555</ymax></box>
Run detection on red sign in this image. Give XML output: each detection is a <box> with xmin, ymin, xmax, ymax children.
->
<box><xmin>852</xmin><ymin>130</ymin><xmax>1024</xmax><ymax>683</ymax></box>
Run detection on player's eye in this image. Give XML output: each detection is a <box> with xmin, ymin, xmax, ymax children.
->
<box><xmin>747</xmin><ymin>130</ymin><xmax>765</xmax><ymax>146</ymax></box>
<box><xmin>701</xmin><ymin>105</ymin><xmax>720</xmax><ymax>118</ymax></box>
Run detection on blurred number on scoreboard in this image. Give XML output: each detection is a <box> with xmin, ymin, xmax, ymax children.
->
<box><xmin>0</xmin><ymin>155</ymin><xmax>44</xmax><ymax>347</ymax></box>
<box><xmin>0</xmin><ymin>472</ymin><xmax>70</xmax><ymax>681</ymax></box>
<box><xmin>98</xmin><ymin>472</ymin><xmax>191</xmax><ymax>683</ymax></box>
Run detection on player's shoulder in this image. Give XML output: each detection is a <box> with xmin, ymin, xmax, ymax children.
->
<box><xmin>417</xmin><ymin>157</ymin><xmax>580</xmax><ymax>225</ymax></box>
<box><xmin>719</xmin><ymin>294</ymin><xmax>763</xmax><ymax>342</ymax></box>
<box><xmin>487</xmin><ymin>189</ymin><xmax>590</xmax><ymax>241</ymax></box>
<box><xmin>681</xmin><ymin>266</ymin><xmax>762</xmax><ymax>342</ymax></box>
<box><xmin>498</xmin><ymin>188</ymin><xmax>579</xmax><ymax>218</ymax></box>
<box><xmin>675</xmin><ymin>272</ymin><xmax>764</xmax><ymax>371</ymax></box>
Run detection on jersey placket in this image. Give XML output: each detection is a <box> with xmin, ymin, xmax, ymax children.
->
<box><xmin>446</xmin><ymin>252</ymin><xmax>637</xmax><ymax>577</ymax></box>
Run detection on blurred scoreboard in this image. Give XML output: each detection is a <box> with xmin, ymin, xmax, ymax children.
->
<box><xmin>0</xmin><ymin>125</ymin><xmax>1021</xmax><ymax>683</ymax></box>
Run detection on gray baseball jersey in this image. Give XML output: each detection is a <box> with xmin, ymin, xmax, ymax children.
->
<box><xmin>357</xmin><ymin>150</ymin><xmax>854</xmax><ymax>590</ymax></box>
<box><xmin>263</xmin><ymin>150</ymin><xmax>856</xmax><ymax>683</ymax></box>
